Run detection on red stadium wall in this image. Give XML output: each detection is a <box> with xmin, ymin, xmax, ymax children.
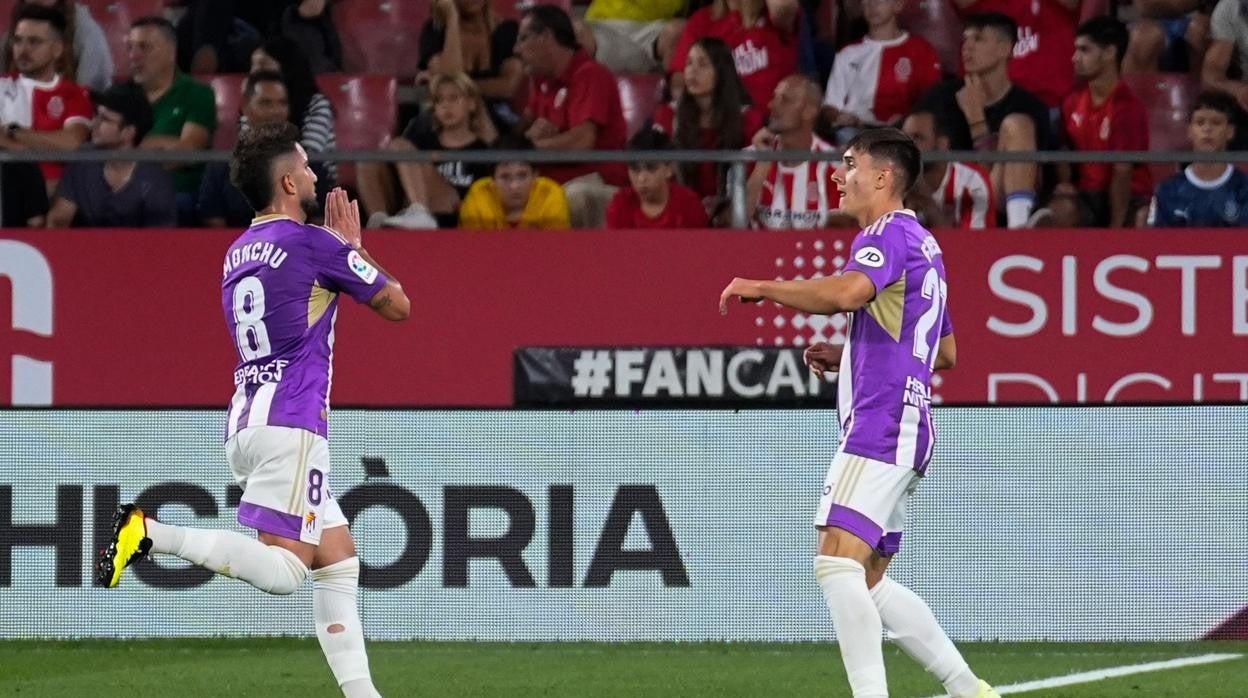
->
<box><xmin>2</xmin><ymin>228</ymin><xmax>1246</xmax><ymax>407</ymax></box>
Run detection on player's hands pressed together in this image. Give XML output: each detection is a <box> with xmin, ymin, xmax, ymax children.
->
<box><xmin>804</xmin><ymin>342</ymin><xmax>843</xmax><ymax>379</ymax></box>
<box><xmin>719</xmin><ymin>277</ymin><xmax>765</xmax><ymax>314</ymax></box>
<box><xmin>324</xmin><ymin>187</ymin><xmax>362</xmax><ymax>249</ymax></box>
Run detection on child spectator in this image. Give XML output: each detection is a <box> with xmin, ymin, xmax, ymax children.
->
<box><xmin>1150</xmin><ymin>89</ymin><xmax>1248</xmax><ymax>227</ymax></box>
<box><xmin>459</xmin><ymin>134</ymin><xmax>570</xmax><ymax>230</ymax></box>
<box><xmin>359</xmin><ymin>72</ymin><xmax>496</xmax><ymax>229</ymax></box>
<box><xmin>607</xmin><ymin>130</ymin><xmax>710</xmax><ymax>229</ymax></box>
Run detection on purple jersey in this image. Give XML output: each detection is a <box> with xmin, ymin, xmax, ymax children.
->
<box><xmin>221</xmin><ymin>215</ymin><xmax>387</xmax><ymax>440</ymax></box>
<box><xmin>837</xmin><ymin>209</ymin><xmax>953</xmax><ymax>473</ymax></box>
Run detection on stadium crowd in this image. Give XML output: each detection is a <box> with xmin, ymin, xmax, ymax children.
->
<box><xmin>0</xmin><ymin>0</ymin><xmax>1245</xmax><ymax>230</ymax></box>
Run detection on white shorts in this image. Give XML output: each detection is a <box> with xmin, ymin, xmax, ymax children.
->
<box><xmin>226</xmin><ymin>425</ymin><xmax>347</xmax><ymax>545</ymax></box>
<box><xmin>814</xmin><ymin>450</ymin><xmax>920</xmax><ymax>556</ymax></box>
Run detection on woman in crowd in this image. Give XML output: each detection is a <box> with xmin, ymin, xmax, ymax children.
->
<box><xmin>652</xmin><ymin>37</ymin><xmax>764</xmax><ymax>224</ymax></box>
<box><xmin>418</xmin><ymin>0</ymin><xmax>524</xmax><ymax>127</ymax></box>
<box><xmin>358</xmin><ymin>72</ymin><xmax>497</xmax><ymax>229</ymax></box>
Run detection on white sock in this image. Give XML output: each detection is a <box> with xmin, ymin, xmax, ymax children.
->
<box><xmin>815</xmin><ymin>556</ymin><xmax>888</xmax><ymax>698</ymax></box>
<box><xmin>871</xmin><ymin>576</ymin><xmax>980</xmax><ymax>698</ymax></box>
<box><xmin>313</xmin><ymin>557</ymin><xmax>381</xmax><ymax>697</ymax></box>
<box><xmin>1005</xmin><ymin>192</ymin><xmax>1035</xmax><ymax>229</ymax></box>
<box><xmin>148</xmin><ymin>523</ymin><xmax>307</xmax><ymax>595</ymax></box>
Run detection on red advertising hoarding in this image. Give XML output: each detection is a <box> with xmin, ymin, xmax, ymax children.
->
<box><xmin>2</xmin><ymin>228</ymin><xmax>1245</xmax><ymax>406</ymax></box>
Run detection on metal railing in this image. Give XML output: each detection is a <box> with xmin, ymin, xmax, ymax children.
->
<box><xmin>4</xmin><ymin>148</ymin><xmax>1242</xmax><ymax>229</ymax></box>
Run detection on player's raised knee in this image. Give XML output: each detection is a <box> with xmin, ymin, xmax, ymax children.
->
<box><xmin>265</xmin><ymin>545</ymin><xmax>310</xmax><ymax>595</ymax></box>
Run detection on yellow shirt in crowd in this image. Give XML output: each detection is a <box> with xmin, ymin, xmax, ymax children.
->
<box><xmin>585</xmin><ymin>0</ymin><xmax>685</xmax><ymax>22</ymax></box>
<box><xmin>458</xmin><ymin>176</ymin><xmax>571</xmax><ymax>230</ymax></box>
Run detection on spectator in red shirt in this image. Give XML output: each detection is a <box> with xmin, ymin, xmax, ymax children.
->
<box><xmin>955</xmin><ymin>0</ymin><xmax>1079</xmax><ymax>109</ymax></box>
<box><xmin>515</xmin><ymin>4</ymin><xmax>628</xmax><ymax>228</ymax></box>
<box><xmin>0</xmin><ymin>5</ymin><xmax>92</xmax><ymax>191</ymax></box>
<box><xmin>652</xmin><ymin>37</ymin><xmax>765</xmax><ymax>223</ymax></box>
<box><xmin>668</xmin><ymin>0</ymin><xmax>801</xmax><ymax>113</ymax></box>
<box><xmin>607</xmin><ymin>130</ymin><xmax>710</xmax><ymax>229</ymax></box>
<box><xmin>822</xmin><ymin>0</ymin><xmax>942</xmax><ymax>141</ymax></box>
<box><xmin>1048</xmin><ymin>16</ymin><xmax>1152</xmax><ymax>228</ymax></box>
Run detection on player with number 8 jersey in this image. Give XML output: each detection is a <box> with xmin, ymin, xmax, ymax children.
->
<box><xmin>97</xmin><ymin>122</ymin><xmax>409</xmax><ymax>698</ymax></box>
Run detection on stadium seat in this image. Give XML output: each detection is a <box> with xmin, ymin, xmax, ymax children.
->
<box><xmin>0</xmin><ymin>0</ymin><xmax>15</xmax><ymax>27</ymax></box>
<box><xmin>616</xmin><ymin>73</ymin><xmax>664</xmax><ymax>139</ymax></box>
<box><xmin>315</xmin><ymin>73</ymin><xmax>397</xmax><ymax>190</ymax></box>
<box><xmin>333</xmin><ymin>0</ymin><xmax>426</xmax><ymax>80</ymax></box>
<box><xmin>206</xmin><ymin>74</ymin><xmax>244</xmax><ymax>150</ymax></box>
<box><xmin>1124</xmin><ymin>72</ymin><xmax>1200</xmax><ymax>182</ymax></box>
<box><xmin>902</xmin><ymin>0</ymin><xmax>962</xmax><ymax>77</ymax></box>
<box><xmin>81</xmin><ymin>0</ymin><xmax>166</xmax><ymax>82</ymax></box>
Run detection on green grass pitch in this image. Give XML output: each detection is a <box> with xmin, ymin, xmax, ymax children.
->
<box><xmin>1</xmin><ymin>640</ymin><xmax>1245</xmax><ymax>696</ymax></box>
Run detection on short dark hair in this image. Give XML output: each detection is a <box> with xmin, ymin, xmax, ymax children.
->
<box><xmin>1190</xmin><ymin>89</ymin><xmax>1239</xmax><ymax>122</ymax></box>
<box><xmin>1076</xmin><ymin>16</ymin><xmax>1129</xmax><ymax>67</ymax></box>
<box><xmin>229</xmin><ymin>121</ymin><xmax>302</xmax><ymax>212</ymax></box>
<box><xmin>14</xmin><ymin>5</ymin><xmax>66</xmax><ymax>40</ymax></box>
<box><xmin>965</xmin><ymin>12</ymin><xmax>1017</xmax><ymax>47</ymax></box>
<box><xmin>130</xmin><ymin>16</ymin><xmax>177</xmax><ymax>45</ymax></box>
<box><xmin>491</xmin><ymin>133</ymin><xmax>535</xmax><ymax>174</ymax></box>
<box><xmin>521</xmin><ymin>4</ymin><xmax>579</xmax><ymax>51</ymax></box>
<box><xmin>906</xmin><ymin>109</ymin><xmax>953</xmax><ymax>141</ymax></box>
<box><xmin>244</xmin><ymin>70</ymin><xmax>286</xmax><ymax>100</ymax></box>
<box><xmin>846</xmin><ymin>127</ymin><xmax>923</xmax><ymax>196</ymax></box>
<box><xmin>628</xmin><ymin>128</ymin><xmax>672</xmax><ymax>151</ymax></box>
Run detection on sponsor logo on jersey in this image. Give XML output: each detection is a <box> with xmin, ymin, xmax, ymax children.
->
<box><xmin>854</xmin><ymin>246</ymin><xmax>885</xmax><ymax>268</ymax></box>
<box><xmin>347</xmin><ymin>250</ymin><xmax>379</xmax><ymax>284</ymax></box>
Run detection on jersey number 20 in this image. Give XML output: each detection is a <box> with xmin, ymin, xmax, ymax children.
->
<box><xmin>911</xmin><ymin>268</ymin><xmax>947</xmax><ymax>369</ymax></box>
<box><xmin>233</xmin><ymin>276</ymin><xmax>272</xmax><ymax>360</ymax></box>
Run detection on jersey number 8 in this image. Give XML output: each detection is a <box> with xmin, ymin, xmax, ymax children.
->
<box><xmin>233</xmin><ymin>276</ymin><xmax>272</xmax><ymax>361</ymax></box>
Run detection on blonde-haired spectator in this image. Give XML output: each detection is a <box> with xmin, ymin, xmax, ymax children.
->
<box><xmin>360</xmin><ymin>72</ymin><xmax>498</xmax><ymax>229</ymax></box>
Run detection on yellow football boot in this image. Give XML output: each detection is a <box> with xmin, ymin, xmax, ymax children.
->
<box><xmin>96</xmin><ymin>504</ymin><xmax>152</xmax><ymax>588</ymax></box>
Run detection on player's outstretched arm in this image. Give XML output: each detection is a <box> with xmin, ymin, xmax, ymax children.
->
<box><xmin>934</xmin><ymin>333</ymin><xmax>957</xmax><ymax>370</ymax></box>
<box><xmin>719</xmin><ymin>271</ymin><xmax>875</xmax><ymax>316</ymax></box>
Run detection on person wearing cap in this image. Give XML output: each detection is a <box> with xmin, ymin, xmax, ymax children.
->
<box><xmin>46</xmin><ymin>84</ymin><xmax>176</xmax><ymax>227</ymax></box>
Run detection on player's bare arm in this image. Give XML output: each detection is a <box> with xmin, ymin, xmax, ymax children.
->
<box><xmin>324</xmin><ymin>187</ymin><xmax>411</xmax><ymax>321</ymax></box>
<box><xmin>934</xmin><ymin>332</ymin><xmax>957</xmax><ymax>370</ymax></box>
<box><xmin>719</xmin><ymin>270</ymin><xmax>876</xmax><ymax>316</ymax></box>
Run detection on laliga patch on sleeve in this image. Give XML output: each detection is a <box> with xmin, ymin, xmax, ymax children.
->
<box><xmin>347</xmin><ymin>250</ymin><xmax>379</xmax><ymax>284</ymax></box>
<box><xmin>854</xmin><ymin>246</ymin><xmax>885</xmax><ymax>268</ymax></box>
